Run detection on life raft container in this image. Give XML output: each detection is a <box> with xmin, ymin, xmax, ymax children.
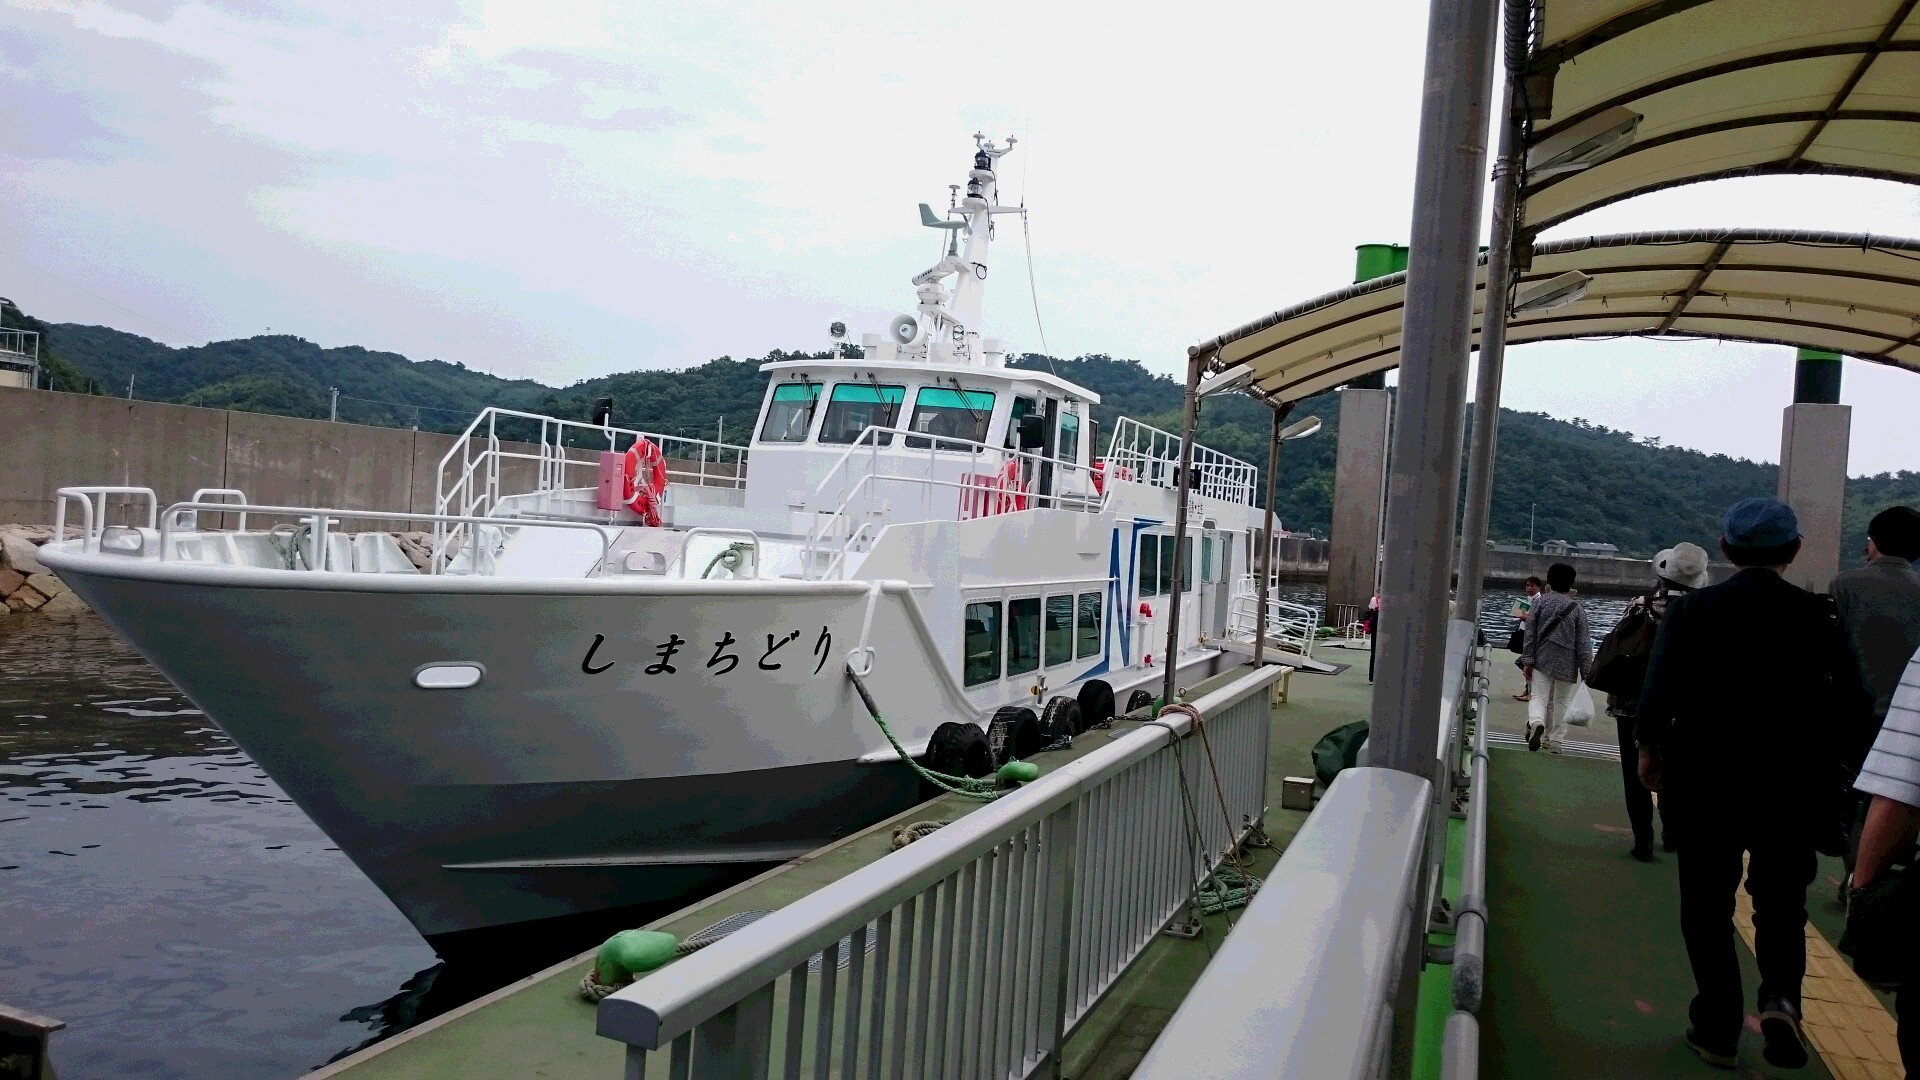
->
<box><xmin>623</xmin><ymin>439</ymin><xmax>668</xmax><ymax>526</ymax></box>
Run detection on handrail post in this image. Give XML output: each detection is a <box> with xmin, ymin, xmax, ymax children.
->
<box><xmin>687</xmin><ymin>984</ymin><xmax>774</xmax><ymax>1080</ymax></box>
<box><xmin>1253</xmin><ymin>401</ymin><xmax>1294</xmax><ymax>666</ymax></box>
<box><xmin>1161</xmin><ymin>350</ymin><xmax>1206</xmax><ymax>709</ymax></box>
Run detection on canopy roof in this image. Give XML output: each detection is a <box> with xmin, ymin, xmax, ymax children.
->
<box><xmin>1520</xmin><ymin>0</ymin><xmax>1920</xmax><ymax>234</ymax></box>
<box><xmin>1197</xmin><ymin>230</ymin><xmax>1920</xmax><ymax>404</ymax></box>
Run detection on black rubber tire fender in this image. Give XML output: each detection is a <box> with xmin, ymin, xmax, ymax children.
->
<box><xmin>1041</xmin><ymin>695</ymin><xmax>1082</xmax><ymax>741</ymax></box>
<box><xmin>987</xmin><ymin>705</ymin><xmax>1043</xmax><ymax>766</ymax></box>
<box><xmin>925</xmin><ymin>721</ymin><xmax>992</xmax><ymax>779</ymax></box>
<box><xmin>1126</xmin><ymin>688</ymin><xmax>1155</xmax><ymax>717</ymax></box>
<box><xmin>1075</xmin><ymin>681</ymin><xmax>1115</xmax><ymax>732</ymax></box>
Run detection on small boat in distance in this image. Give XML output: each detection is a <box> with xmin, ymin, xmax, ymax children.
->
<box><xmin>40</xmin><ymin>136</ymin><xmax>1288</xmax><ymax>954</ymax></box>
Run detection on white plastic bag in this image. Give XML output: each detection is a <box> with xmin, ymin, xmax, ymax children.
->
<box><xmin>1564</xmin><ymin>680</ymin><xmax>1596</xmax><ymax>728</ymax></box>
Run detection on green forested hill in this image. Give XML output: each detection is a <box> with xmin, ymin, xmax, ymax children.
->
<box><xmin>7</xmin><ymin>302</ymin><xmax>1912</xmax><ymax>564</ymax></box>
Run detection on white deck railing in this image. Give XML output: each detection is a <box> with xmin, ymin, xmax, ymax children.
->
<box><xmin>801</xmin><ymin>425</ymin><xmax>1101</xmax><ymax>579</ymax></box>
<box><xmin>1103</xmin><ymin>417</ymin><xmax>1258</xmax><ymax>506</ymax></box>
<box><xmin>597</xmin><ymin>664</ymin><xmax>1285</xmax><ymax>1079</ymax></box>
<box><xmin>1227</xmin><ymin>574</ymin><xmax>1320</xmax><ymax>658</ymax></box>
<box><xmin>433</xmin><ymin>407</ymin><xmax>747</xmax><ymax>567</ymax></box>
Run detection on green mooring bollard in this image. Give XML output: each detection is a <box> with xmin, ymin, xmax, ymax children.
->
<box><xmin>595</xmin><ymin>929</ymin><xmax>678</xmax><ymax>987</ymax></box>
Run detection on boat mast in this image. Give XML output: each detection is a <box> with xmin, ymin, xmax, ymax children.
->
<box><xmin>907</xmin><ymin>134</ymin><xmax>1016</xmax><ymax>366</ymax></box>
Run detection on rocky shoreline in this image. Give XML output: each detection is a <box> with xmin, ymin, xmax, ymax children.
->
<box><xmin>1</xmin><ymin>524</ymin><xmax>89</xmax><ymax>615</ymax></box>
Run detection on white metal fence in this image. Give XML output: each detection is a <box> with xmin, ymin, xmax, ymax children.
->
<box><xmin>1102</xmin><ymin>417</ymin><xmax>1258</xmax><ymax>506</ymax></box>
<box><xmin>1227</xmin><ymin>574</ymin><xmax>1321</xmax><ymax>658</ymax></box>
<box><xmin>597</xmin><ymin>664</ymin><xmax>1285</xmax><ymax>1079</ymax></box>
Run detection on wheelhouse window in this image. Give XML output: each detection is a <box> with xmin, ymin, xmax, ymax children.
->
<box><xmin>1076</xmin><ymin>592</ymin><xmax>1102</xmax><ymax>658</ymax></box>
<box><xmin>906</xmin><ymin>387</ymin><xmax>995</xmax><ymax>450</ymax></box>
<box><xmin>1044</xmin><ymin>595</ymin><xmax>1074</xmax><ymax>667</ymax></box>
<box><xmin>1006</xmin><ymin>397</ymin><xmax>1037</xmax><ymax>449</ymax></box>
<box><xmin>964</xmin><ymin>601</ymin><xmax>1002</xmax><ymax>687</ymax></box>
<box><xmin>1139</xmin><ymin>534</ymin><xmax>1160</xmax><ymax>597</ymax></box>
<box><xmin>1058</xmin><ymin>407</ymin><xmax>1081</xmax><ymax>463</ymax></box>
<box><xmin>1008</xmin><ymin>597</ymin><xmax>1041</xmax><ymax>677</ymax></box>
<box><xmin>759</xmin><ymin>382</ymin><xmax>821</xmax><ymax>443</ymax></box>
<box><xmin>819</xmin><ymin>382</ymin><xmax>904</xmax><ymax>445</ymax></box>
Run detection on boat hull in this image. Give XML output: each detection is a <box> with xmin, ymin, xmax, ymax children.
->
<box><xmin>44</xmin><ymin>557</ymin><xmax>937</xmax><ymax>938</ymax></box>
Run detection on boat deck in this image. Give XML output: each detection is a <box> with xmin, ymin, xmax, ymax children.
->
<box><xmin>312</xmin><ymin>652</ymin><xmax>1904</xmax><ymax>1079</ymax></box>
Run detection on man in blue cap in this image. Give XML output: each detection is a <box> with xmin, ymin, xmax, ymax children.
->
<box><xmin>1636</xmin><ymin>497</ymin><xmax>1872</xmax><ymax>1071</ymax></box>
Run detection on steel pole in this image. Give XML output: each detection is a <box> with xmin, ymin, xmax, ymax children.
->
<box><xmin>1252</xmin><ymin>401</ymin><xmax>1295</xmax><ymax>666</ymax></box>
<box><xmin>1453</xmin><ymin>86</ymin><xmax>1525</xmax><ymax>622</ymax></box>
<box><xmin>1372</xmin><ymin>0</ymin><xmax>1501</xmax><ymax>1069</ymax></box>
<box><xmin>1161</xmin><ymin>351</ymin><xmax>1206</xmax><ymax>709</ymax></box>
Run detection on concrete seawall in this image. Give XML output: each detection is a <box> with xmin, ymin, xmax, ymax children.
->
<box><xmin>0</xmin><ymin>386</ymin><xmax>737</xmax><ymax>527</ymax></box>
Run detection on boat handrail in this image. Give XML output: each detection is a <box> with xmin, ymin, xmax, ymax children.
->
<box><xmin>596</xmin><ymin>663</ymin><xmax>1288</xmax><ymax>1076</ymax></box>
<box><xmin>145</xmin><ymin>499</ymin><xmax>615</xmax><ymax>577</ymax></box>
<box><xmin>433</xmin><ymin>406</ymin><xmax>748</xmax><ymax>557</ymax></box>
<box><xmin>1104</xmin><ymin>416</ymin><xmax>1259</xmax><ymax>505</ymax></box>
<box><xmin>801</xmin><ymin>423</ymin><xmax>1101</xmax><ymax>578</ymax></box>
<box><xmin>54</xmin><ymin>487</ymin><xmax>158</xmax><ymax>553</ymax></box>
<box><xmin>1228</xmin><ymin>574</ymin><xmax>1321</xmax><ymax>658</ymax></box>
<box><xmin>179</xmin><ymin>489</ymin><xmax>253</xmax><ymax>533</ymax></box>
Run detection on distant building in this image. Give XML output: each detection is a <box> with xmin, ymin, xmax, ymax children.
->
<box><xmin>1541</xmin><ymin>539</ymin><xmax>1621</xmax><ymax>558</ymax></box>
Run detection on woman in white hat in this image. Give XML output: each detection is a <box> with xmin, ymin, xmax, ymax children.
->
<box><xmin>1603</xmin><ymin>542</ymin><xmax>1711</xmax><ymax>861</ymax></box>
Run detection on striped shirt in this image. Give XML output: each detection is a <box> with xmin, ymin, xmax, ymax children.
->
<box><xmin>1855</xmin><ymin>645</ymin><xmax>1920</xmax><ymax>808</ymax></box>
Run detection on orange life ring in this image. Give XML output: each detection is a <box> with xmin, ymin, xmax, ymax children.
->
<box><xmin>622</xmin><ymin>439</ymin><xmax>669</xmax><ymax>526</ymax></box>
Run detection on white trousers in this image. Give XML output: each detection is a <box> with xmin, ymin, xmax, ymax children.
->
<box><xmin>1527</xmin><ymin>670</ymin><xmax>1578</xmax><ymax>749</ymax></box>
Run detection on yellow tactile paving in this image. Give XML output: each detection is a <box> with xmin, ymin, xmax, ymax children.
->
<box><xmin>1732</xmin><ymin>864</ymin><xmax>1904</xmax><ymax>1077</ymax></box>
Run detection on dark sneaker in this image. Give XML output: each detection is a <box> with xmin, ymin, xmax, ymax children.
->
<box><xmin>1526</xmin><ymin>724</ymin><xmax>1543</xmax><ymax>752</ymax></box>
<box><xmin>1630</xmin><ymin>844</ymin><xmax>1653</xmax><ymax>863</ymax></box>
<box><xmin>1684</xmin><ymin>1028</ymin><xmax>1737</xmax><ymax>1070</ymax></box>
<box><xmin>1758</xmin><ymin>999</ymin><xmax>1808</xmax><ymax>1069</ymax></box>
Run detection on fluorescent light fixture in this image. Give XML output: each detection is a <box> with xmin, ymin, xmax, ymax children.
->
<box><xmin>1197</xmin><ymin>365</ymin><xmax>1257</xmax><ymax>397</ymax></box>
<box><xmin>1526</xmin><ymin>106</ymin><xmax>1640</xmax><ymax>178</ymax></box>
<box><xmin>1512</xmin><ymin>271</ymin><xmax>1591</xmax><ymax>314</ymax></box>
<box><xmin>1280</xmin><ymin>415</ymin><xmax>1322</xmax><ymax>441</ymax></box>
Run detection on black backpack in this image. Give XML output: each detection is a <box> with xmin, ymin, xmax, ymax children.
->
<box><xmin>1587</xmin><ymin>600</ymin><xmax>1660</xmax><ymax>695</ymax></box>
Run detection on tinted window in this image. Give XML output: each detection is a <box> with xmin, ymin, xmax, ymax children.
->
<box><xmin>759</xmin><ymin>382</ymin><xmax>820</xmax><ymax>443</ymax></box>
<box><xmin>1159</xmin><ymin>536</ymin><xmax>1176</xmax><ymax>596</ymax></box>
<box><xmin>906</xmin><ymin>387</ymin><xmax>994</xmax><ymax>450</ymax></box>
<box><xmin>1180</xmin><ymin>536</ymin><xmax>1194</xmax><ymax>592</ymax></box>
<box><xmin>819</xmin><ymin>383</ymin><xmax>904</xmax><ymax>445</ymax></box>
<box><xmin>1059</xmin><ymin>409</ymin><xmax>1081</xmax><ymax>463</ymax></box>
<box><xmin>1139</xmin><ymin>534</ymin><xmax>1160</xmax><ymax>597</ymax></box>
<box><xmin>1008</xmin><ymin>597</ymin><xmax>1041</xmax><ymax>677</ymax></box>
<box><xmin>1201</xmin><ymin>535</ymin><xmax>1214</xmax><ymax>583</ymax></box>
<box><xmin>1076</xmin><ymin>592</ymin><xmax>1102</xmax><ymax>658</ymax></box>
<box><xmin>1045</xmin><ymin>595</ymin><xmax>1074</xmax><ymax>667</ymax></box>
<box><xmin>1006</xmin><ymin>397</ymin><xmax>1036</xmax><ymax>449</ymax></box>
<box><xmin>964</xmin><ymin>601</ymin><xmax>1002</xmax><ymax>687</ymax></box>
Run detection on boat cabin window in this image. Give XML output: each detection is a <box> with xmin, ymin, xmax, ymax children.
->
<box><xmin>1005</xmin><ymin>397</ymin><xmax>1037</xmax><ymax>450</ymax></box>
<box><xmin>819</xmin><ymin>382</ymin><xmax>904</xmax><ymax>445</ymax></box>
<box><xmin>1076</xmin><ymin>592</ymin><xmax>1102</xmax><ymax>658</ymax></box>
<box><xmin>1044</xmin><ymin>595</ymin><xmax>1074</xmax><ymax>667</ymax></box>
<box><xmin>759</xmin><ymin>382</ymin><xmax>821</xmax><ymax>443</ymax></box>
<box><xmin>1058</xmin><ymin>406</ymin><xmax>1081</xmax><ymax>464</ymax></box>
<box><xmin>1201</xmin><ymin>535</ymin><xmax>1214</xmax><ymax>583</ymax></box>
<box><xmin>1140</xmin><ymin>534</ymin><xmax>1194</xmax><ymax>597</ymax></box>
<box><xmin>1139</xmin><ymin>535</ymin><xmax>1160</xmax><ymax>597</ymax></box>
<box><xmin>906</xmin><ymin>387</ymin><xmax>994</xmax><ymax>450</ymax></box>
<box><xmin>1160</xmin><ymin>536</ymin><xmax>1177</xmax><ymax>595</ymax></box>
<box><xmin>1007</xmin><ymin>597</ymin><xmax>1041</xmax><ymax>677</ymax></box>
<box><xmin>964</xmin><ymin>601</ymin><xmax>1003</xmax><ymax>686</ymax></box>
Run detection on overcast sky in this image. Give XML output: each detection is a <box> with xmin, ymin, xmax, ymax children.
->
<box><xmin>4</xmin><ymin>0</ymin><xmax>1919</xmax><ymax>475</ymax></box>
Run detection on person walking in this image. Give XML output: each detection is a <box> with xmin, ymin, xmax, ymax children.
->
<box><xmin>1636</xmin><ymin>498</ymin><xmax>1872</xmax><ymax>1070</ymax></box>
<box><xmin>1521</xmin><ymin>563</ymin><xmax>1589</xmax><ymax>753</ymax></box>
<box><xmin>1512</xmin><ymin>575</ymin><xmax>1543</xmax><ymax>702</ymax></box>
<box><xmin>1843</xmin><ymin>642</ymin><xmax>1920</xmax><ymax>1072</ymax></box>
<box><xmin>1603</xmin><ymin>543</ymin><xmax>1709</xmax><ymax>861</ymax></box>
<box><xmin>1831</xmin><ymin>506</ymin><xmax>1920</xmax><ymax>894</ymax></box>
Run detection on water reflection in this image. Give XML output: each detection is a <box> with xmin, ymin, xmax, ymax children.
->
<box><xmin>1</xmin><ymin>611</ymin><xmax>439</xmax><ymax>1079</ymax></box>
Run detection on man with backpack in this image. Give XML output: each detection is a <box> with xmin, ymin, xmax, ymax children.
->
<box><xmin>1636</xmin><ymin>498</ymin><xmax>1872</xmax><ymax>1070</ymax></box>
<box><xmin>1590</xmin><ymin>542</ymin><xmax>1709</xmax><ymax>862</ymax></box>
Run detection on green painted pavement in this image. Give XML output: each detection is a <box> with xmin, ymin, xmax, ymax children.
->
<box><xmin>1482</xmin><ymin>746</ymin><xmax>1836</xmax><ymax>1079</ymax></box>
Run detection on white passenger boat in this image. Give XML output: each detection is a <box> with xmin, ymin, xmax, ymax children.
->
<box><xmin>39</xmin><ymin>137</ymin><xmax>1287</xmax><ymax>952</ymax></box>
